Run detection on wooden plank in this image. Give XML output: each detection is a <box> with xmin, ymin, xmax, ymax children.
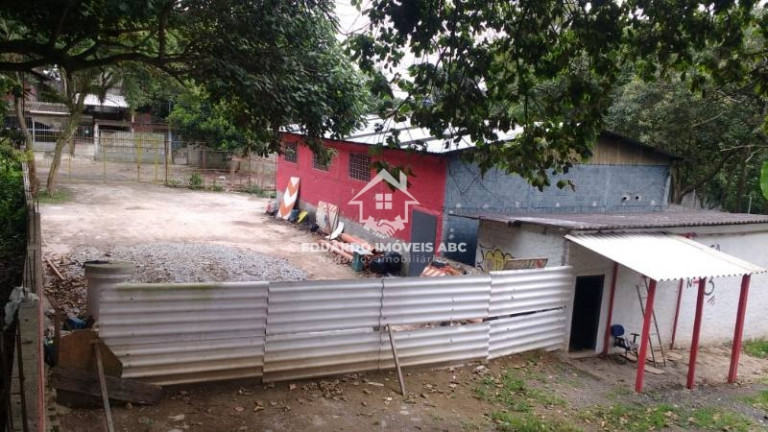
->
<box><xmin>58</xmin><ymin>330</ymin><xmax>122</xmax><ymax>377</ymax></box>
<box><xmin>52</xmin><ymin>368</ymin><xmax>162</xmax><ymax>405</ymax></box>
<box><xmin>386</xmin><ymin>325</ymin><xmax>406</xmax><ymax>396</ymax></box>
<box><xmin>93</xmin><ymin>342</ymin><xmax>116</xmax><ymax>432</ymax></box>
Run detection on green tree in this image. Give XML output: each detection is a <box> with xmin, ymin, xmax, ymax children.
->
<box><xmin>606</xmin><ymin>77</ymin><xmax>768</xmax><ymax>211</ymax></box>
<box><xmin>1</xmin><ymin>0</ymin><xmax>369</xmax><ymax>189</ymax></box>
<box><xmin>349</xmin><ymin>0</ymin><xmax>763</xmax><ymax>189</ymax></box>
<box><xmin>168</xmin><ymin>86</ymin><xmax>248</xmax><ymax>150</ymax></box>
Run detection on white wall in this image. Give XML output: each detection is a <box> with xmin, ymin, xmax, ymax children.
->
<box><xmin>476</xmin><ymin>221</ymin><xmax>768</xmax><ymax>353</ymax></box>
<box><xmin>475</xmin><ymin>220</ymin><xmax>567</xmax><ymax>270</ymax></box>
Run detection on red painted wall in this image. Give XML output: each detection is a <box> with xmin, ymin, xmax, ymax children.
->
<box><xmin>277</xmin><ymin>133</ymin><xmax>448</xmax><ymax>244</ymax></box>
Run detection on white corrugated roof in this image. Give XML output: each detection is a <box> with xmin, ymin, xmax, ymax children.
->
<box><xmin>82</xmin><ymin>94</ymin><xmax>128</xmax><ymax>108</ymax></box>
<box><xmin>284</xmin><ymin>116</ymin><xmax>522</xmax><ymax>154</ymax></box>
<box><xmin>565</xmin><ymin>233</ymin><xmax>765</xmax><ymax>281</ymax></box>
<box><xmin>342</xmin><ymin>116</ymin><xmax>522</xmax><ymax>154</ymax></box>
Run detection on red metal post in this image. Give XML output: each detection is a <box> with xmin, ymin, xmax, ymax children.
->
<box><xmin>602</xmin><ymin>263</ymin><xmax>619</xmax><ymax>355</ymax></box>
<box><xmin>728</xmin><ymin>274</ymin><xmax>751</xmax><ymax>383</ymax></box>
<box><xmin>635</xmin><ymin>278</ymin><xmax>657</xmax><ymax>393</ymax></box>
<box><xmin>670</xmin><ymin>278</ymin><xmax>684</xmax><ymax>349</ymax></box>
<box><xmin>686</xmin><ymin>277</ymin><xmax>707</xmax><ymax>389</ymax></box>
<box><xmin>671</xmin><ymin>233</ymin><xmax>694</xmax><ymax>349</ymax></box>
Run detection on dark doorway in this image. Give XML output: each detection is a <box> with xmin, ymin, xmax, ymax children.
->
<box><xmin>408</xmin><ymin>210</ymin><xmax>437</xmax><ymax>276</ymax></box>
<box><xmin>569</xmin><ymin>275</ymin><xmax>605</xmax><ymax>352</ymax></box>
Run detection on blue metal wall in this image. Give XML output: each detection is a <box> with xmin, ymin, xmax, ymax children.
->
<box><xmin>441</xmin><ymin>156</ymin><xmax>670</xmax><ymax>264</ymax></box>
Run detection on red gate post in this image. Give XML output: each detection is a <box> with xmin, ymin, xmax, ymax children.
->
<box><xmin>635</xmin><ymin>279</ymin><xmax>658</xmax><ymax>393</ymax></box>
<box><xmin>602</xmin><ymin>263</ymin><xmax>619</xmax><ymax>355</ymax></box>
<box><xmin>728</xmin><ymin>274</ymin><xmax>752</xmax><ymax>383</ymax></box>
<box><xmin>687</xmin><ymin>277</ymin><xmax>707</xmax><ymax>389</ymax></box>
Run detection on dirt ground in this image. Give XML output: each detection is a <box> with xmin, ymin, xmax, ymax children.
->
<box><xmin>58</xmin><ymin>349</ymin><xmax>768</xmax><ymax>432</ymax></box>
<box><xmin>40</xmin><ymin>182</ymin><xmax>357</xmax><ymax>281</ymax></box>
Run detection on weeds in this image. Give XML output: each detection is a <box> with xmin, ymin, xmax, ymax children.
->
<box><xmin>189</xmin><ymin>172</ymin><xmax>204</xmax><ymax>189</ymax></box>
<box><xmin>166</xmin><ymin>179</ymin><xmax>185</xmax><ymax>188</ymax></box>
<box><xmin>581</xmin><ymin>403</ymin><xmax>753</xmax><ymax>432</ymax></box>
<box><xmin>473</xmin><ymin>368</ymin><xmax>564</xmax><ymax>413</ymax></box>
<box><xmin>688</xmin><ymin>406</ymin><xmax>752</xmax><ymax>431</ymax></box>
<box><xmin>743</xmin><ymin>389</ymin><xmax>768</xmax><ymax>411</ymax></box>
<box><xmin>38</xmin><ymin>188</ymin><xmax>72</xmax><ymax>203</ymax></box>
<box><xmin>492</xmin><ymin>411</ymin><xmax>583</xmax><ymax>432</ymax></box>
<box><xmin>242</xmin><ymin>185</ymin><xmax>274</xmax><ymax>198</ymax></box>
<box><xmin>743</xmin><ymin>339</ymin><xmax>768</xmax><ymax>359</ymax></box>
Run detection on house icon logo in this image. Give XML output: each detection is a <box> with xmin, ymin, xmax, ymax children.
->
<box><xmin>349</xmin><ymin>170</ymin><xmax>419</xmax><ymax>237</ymax></box>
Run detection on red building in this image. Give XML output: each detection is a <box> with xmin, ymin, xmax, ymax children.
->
<box><xmin>277</xmin><ymin>132</ymin><xmax>449</xmax><ymax>247</ymax></box>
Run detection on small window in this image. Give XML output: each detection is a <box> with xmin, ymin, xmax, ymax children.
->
<box><xmin>283</xmin><ymin>143</ymin><xmax>297</xmax><ymax>163</ymax></box>
<box><xmin>348</xmin><ymin>153</ymin><xmax>371</xmax><ymax>181</ymax></box>
<box><xmin>313</xmin><ymin>152</ymin><xmax>330</xmax><ymax>171</ymax></box>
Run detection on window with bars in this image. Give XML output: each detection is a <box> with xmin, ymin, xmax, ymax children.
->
<box><xmin>283</xmin><ymin>142</ymin><xmax>298</xmax><ymax>163</ymax></box>
<box><xmin>313</xmin><ymin>152</ymin><xmax>330</xmax><ymax>171</ymax></box>
<box><xmin>348</xmin><ymin>153</ymin><xmax>371</xmax><ymax>181</ymax></box>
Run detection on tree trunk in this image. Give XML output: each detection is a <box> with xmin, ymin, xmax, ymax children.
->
<box><xmin>45</xmin><ymin>111</ymin><xmax>82</xmax><ymax>195</ymax></box>
<box><xmin>13</xmin><ymin>95</ymin><xmax>38</xmax><ymax>195</ymax></box>
<box><xmin>734</xmin><ymin>150</ymin><xmax>749</xmax><ymax>212</ymax></box>
<box><xmin>671</xmin><ymin>168</ymin><xmax>684</xmax><ymax>204</ymax></box>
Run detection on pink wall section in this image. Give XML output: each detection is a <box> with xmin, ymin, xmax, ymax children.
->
<box><xmin>277</xmin><ymin>133</ymin><xmax>448</xmax><ymax>244</ymax></box>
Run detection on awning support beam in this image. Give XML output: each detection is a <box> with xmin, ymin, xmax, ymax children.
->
<box><xmin>602</xmin><ymin>263</ymin><xmax>619</xmax><ymax>355</ymax></box>
<box><xmin>670</xmin><ymin>277</ymin><xmax>685</xmax><ymax>349</ymax></box>
<box><xmin>635</xmin><ymin>278</ymin><xmax>657</xmax><ymax>393</ymax></box>
<box><xmin>686</xmin><ymin>277</ymin><xmax>707</xmax><ymax>389</ymax></box>
<box><xmin>728</xmin><ymin>274</ymin><xmax>751</xmax><ymax>383</ymax></box>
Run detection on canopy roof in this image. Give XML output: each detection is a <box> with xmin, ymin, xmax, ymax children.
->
<box><xmin>566</xmin><ymin>232</ymin><xmax>765</xmax><ymax>281</ymax></box>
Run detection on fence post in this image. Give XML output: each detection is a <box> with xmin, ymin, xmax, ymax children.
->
<box><xmin>136</xmin><ymin>136</ymin><xmax>142</xmax><ymax>182</ymax></box>
<box><xmin>102</xmin><ymin>138</ymin><xmax>107</xmax><ymax>183</ymax></box>
<box><xmin>154</xmin><ymin>140</ymin><xmax>159</xmax><ymax>183</ymax></box>
<box><xmin>164</xmin><ymin>136</ymin><xmax>170</xmax><ymax>185</ymax></box>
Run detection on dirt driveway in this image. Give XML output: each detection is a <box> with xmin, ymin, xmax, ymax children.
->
<box><xmin>40</xmin><ymin>182</ymin><xmax>357</xmax><ymax>281</ymax></box>
<box><xmin>58</xmin><ymin>349</ymin><xmax>768</xmax><ymax>432</ymax></box>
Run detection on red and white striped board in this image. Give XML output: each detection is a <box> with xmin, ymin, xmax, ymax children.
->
<box><xmin>278</xmin><ymin>177</ymin><xmax>300</xmax><ymax>219</ymax></box>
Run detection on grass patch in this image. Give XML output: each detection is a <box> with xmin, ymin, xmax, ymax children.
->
<box><xmin>38</xmin><ymin>188</ymin><xmax>72</xmax><ymax>204</ymax></box>
<box><xmin>242</xmin><ymin>185</ymin><xmax>276</xmax><ymax>198</ymax></box>
<box><xmin>580</xmin><ymin>403</ymin><xmax>753</xmax><ymax>432</ymax></box>
<box><xmin>581</xmin><ymin>403</ymin><xmax>679</xmax><ymax>432</ymax></box>
<box><xmin>688</xmin><ymin>406</ymin><xmax>753</xmax><ymax>432</ymax></box>
<box><xmin>492</xmin><ymin>411</ymin><xmax>583</xmax><ymax>432</ymax></box>
<box><xmin>743</xmin><ymin>389</ymin><xmax>768</xmax><ymax>411</ymax></box>
<box><xmin>473</xmin><ymin>369</ymin><xmax>565</xmax><ymax>413</ymax></box>
<box><xmin>743</xmin><ymin>339</ymin><xmax>768</xmax><ymax>359</ymax></box>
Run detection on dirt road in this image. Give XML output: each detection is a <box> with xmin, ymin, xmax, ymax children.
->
<box><xmin>40</xmin><ymin>182</ymin><xmax>357</xmax><ymax>281</ymax></box>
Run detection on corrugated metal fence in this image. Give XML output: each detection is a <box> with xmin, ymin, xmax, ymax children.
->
<box><xmin>98</xmin><ymin>267</ymin><xmax>573</xmax><ymax>385</ymax></box>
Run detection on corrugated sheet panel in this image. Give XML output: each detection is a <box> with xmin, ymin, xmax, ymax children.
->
<box><xmin>566</xmin><ymin>233</ymin><xmax>766</xmax><ymax>281</ymax></box>
<box><xmin>489</xmin><ymin>309</ymin><xmax>568</xmax><ymax>359</ymax></box>
<box><xmin>381</xmin><ymin>275</ymin><xmax>491</xmax><ymax>325</ymax></box>
<box><xmin>379</xmin><ymin>322</ymin><xmax>490</xmax><ymax>369</ymax></box>
<box><xmin>263</xmin><ymin>279</ymin><xmax>384</xmax><ymax>382</ymax></box>
<box><xmin>267</xmin><ymin>279</ymin><xmax>383</xmax><ymax>334</ymax></box>
<box><xmin>263</xmin><ymin>329</ymin><xmax>381</xmax><ymax>382</ymax></box>
<box><xmin>489</xmin><ymin>267</ymin><xmax>572</xmax><ymax>318</ymax></box>
<box><xmin>99</xmin><ymin>282</ymin><xmax>267</xmax><ymax>385</ymax></box>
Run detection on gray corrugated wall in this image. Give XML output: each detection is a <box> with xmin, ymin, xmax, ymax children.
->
<box><xmin>444</xmin><ymin>156</ymin><xmax>670</xmax><ymax>215</ymax></box>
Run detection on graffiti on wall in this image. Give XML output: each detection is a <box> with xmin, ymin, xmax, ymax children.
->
<box><xmin>476</xmin><ymin>244</ymin><xmax>548</xmax><ymax>272</ymax></box>
<box><xmin>476</xmin><ymin>244</ymin><xmax>513</xmax><ymax>272</ymax></box>
<box><xmin>683</xmin><ymin>243</ymin><xmax>721</xmax><ymax>306</ymax></box>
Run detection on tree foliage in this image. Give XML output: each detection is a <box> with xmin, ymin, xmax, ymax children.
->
<box><xmin>606</xmin><ymin>76</ymin><xmax>768</xmax><ymax>212</ymax></box>
<box><xmin>1</xmin><ymin>0</ymin><xmax>369</xmax><ymax>187</ymax></box>
<box><xmin>349</xmin><ymin>0</ymin><xmax>765</xmax><ymax>189</ymax></box>
<box><xmin>168</xmin><ymin>86</ymin><xmax>249</xmax><ymax>150</ymax></box>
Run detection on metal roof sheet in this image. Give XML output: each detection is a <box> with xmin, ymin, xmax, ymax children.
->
<box><xmin>457</xmin><ymin>209</ymin><xmax>768</xmax><ymax>230</ymax></box>
<box><xmin>565</xmin><ymin>232</ymin><xmax>765</xmax><ymax>281</ymax></box>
